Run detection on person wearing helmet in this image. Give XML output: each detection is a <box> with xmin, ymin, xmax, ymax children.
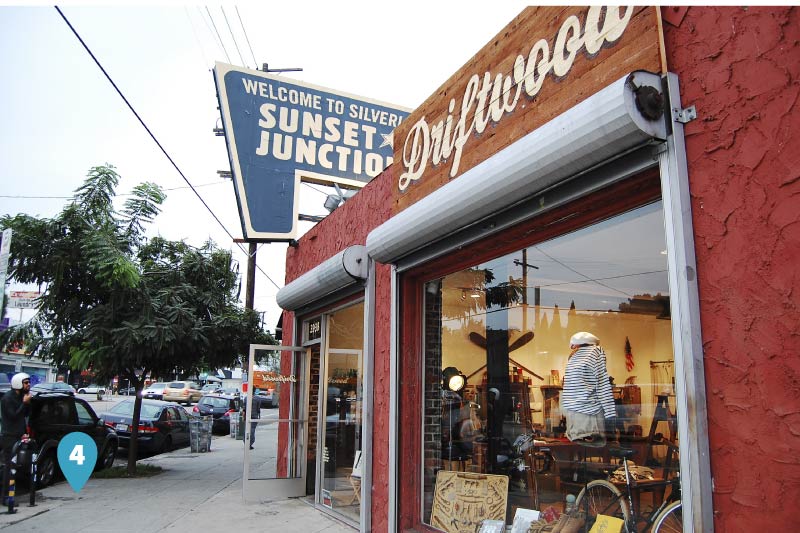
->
<box><xmin>560</xmin><ymin>332</ymin><xmax>616</xmax><ymax>446</ymax></box>
<box><xmin>1</xmin><ymin>373</ymin><xmax>31</xmax><ymax>503</ymax></box>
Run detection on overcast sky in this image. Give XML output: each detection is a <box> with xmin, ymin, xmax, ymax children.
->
<box><xmin>0</xmin><ymin>2</ymin><xmax>530</xmax><ymax>331</ymax></box>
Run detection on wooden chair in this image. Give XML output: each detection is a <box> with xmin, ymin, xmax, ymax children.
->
<box><xmin>348</xmin><ymin>450</ymin><xmax>363</xmax><ymax>505</ymax></box>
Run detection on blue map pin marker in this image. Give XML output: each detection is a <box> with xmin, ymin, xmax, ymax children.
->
<box><xmin>57</xmin><ymin>432</ymin><xmax>98</xmax><ymax>493</ymax></box>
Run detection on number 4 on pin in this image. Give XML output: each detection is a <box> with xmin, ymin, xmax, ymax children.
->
<box><xmin>57</xmin><ymin>433</ymin><xmax>98</xmax><ymax>492</ymax></box>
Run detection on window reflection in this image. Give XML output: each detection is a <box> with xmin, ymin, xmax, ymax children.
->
<box><xmin>423</xmin><ymin>201</ymin><xmax>679</xmax><ymax>524</ymax></box>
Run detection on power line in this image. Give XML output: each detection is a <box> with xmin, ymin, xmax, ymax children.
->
<box><xmin>53</xmin><ymin>6</ymin><xmax>280</xmax><ymax>292</ymax></box>
<box><xmin>0</xmin><ymin>180</ymin><xmax>229</xmax><ymax>200</ymax></box>
<box><xmin>184</xmin><ymin>7</ymin><xmax>210</xmax><ymax>68</ymax></box>
<box><xmin>221</xmin><ymin>6</ymin><xmax>246</xmax><ymax>68</ymax></box>
<box><xmin>204</xmin><ymin>6</ymin><xmax>230</xmax><ymax>63</ymax></box>
<box><xmin>235</xmin><ymin>6</ymin><xmax>258</xmax><ymax>69</ymax></box>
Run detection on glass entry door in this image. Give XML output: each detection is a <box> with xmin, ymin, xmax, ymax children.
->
<box><xmin>317</xmin><ymin>301</ymin><xmax>365</xmax><ymax>523</ymax></box>
<box><xmin>243</xmin><ymin>344</ymin><xmax>310</xmax><ymax>500</ymax></box>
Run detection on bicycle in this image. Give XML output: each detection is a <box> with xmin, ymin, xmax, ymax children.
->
<box><xmin>574</xmin><ymin>446</ymin><xmax>682</xmax><ymax>533</ymax></box>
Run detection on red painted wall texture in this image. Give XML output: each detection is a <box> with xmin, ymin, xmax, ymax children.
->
<box><xmin>282</xmin><ymin>6</ymin><xmax>800</xmax><ymax>531</ymax></box>
<box><xmin>662</xmin><ymin>6</ymin><xmax>800</xmax><ymax>531</ymax></box>
<box><xmin>282</xmin><ymin>167</ymin><xmax>395</xmax><ymax>531</ymax></box>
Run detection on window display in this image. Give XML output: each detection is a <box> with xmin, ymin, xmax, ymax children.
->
<box><xmin>422</xmin><ymin>201</ymin><xmax>681</xmax><ymax>530</ymax></box>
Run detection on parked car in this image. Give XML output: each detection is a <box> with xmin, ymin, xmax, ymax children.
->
<box><xmin>142</xmin><ymin>382</ymin><xmax>167</xmax><ymax>400</ymax></box>
<box><xmin>117</xmin><ymin>386</ymin><xmax>138</xmax><ymax>396</ymax></box>
<box><xmin>193</xmin><ymin>394</ymin><xmax>241</xmax><ymax>433</ymax></box>
<box><xmin>101</xmin><ymin>399</ymin><xmax>191</xmax><ymax>453</ymax></box>
<box><xmin>31</xmin><ymin>381</ymin><xmax>76</xmax><ymax>395</ymax></box>
<box><xmin>200</xmin><ymin>383</ymin><xmax>222</xmax><ymax>395</ymax></box>
<box><xmin>162</xmin><ymin>381</ymin><xmax>202</xmax><ymax>405</ymax></box>
<box><xmin>77</xmin><ymin>384</ymin><xmax>106</xmax><ymax>395</ymax></box>
<box><xmin>255</xmin><ymin>387</ymin><xmax>279</xmax><ymax>408</ymax></box>
<box><xmin>27</xmin><ymin>392</ymin><xmax>118</xmax><ymax>487</ymax></box>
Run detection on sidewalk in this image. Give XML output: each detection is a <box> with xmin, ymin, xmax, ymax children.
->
<box><xmin>0</xmin><ymin>434</ymin><xmax>354</xmax><ymax>532</ymax></box>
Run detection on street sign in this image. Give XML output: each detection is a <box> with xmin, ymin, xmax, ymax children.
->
<box><xmin>9</xmin><ymin>290</ymin><xmax>41</xmax><ymax>309</ymax></box>
<box><xmin>0</xmin><ymin>228</ymin><xmax>11</xmax><ymax>290</ymax></box>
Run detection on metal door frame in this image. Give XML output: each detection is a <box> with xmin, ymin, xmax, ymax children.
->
<box><xmin>243</xmin><ymin>343</ymin><xmax>311</xmax><ymax>501</ymax></box>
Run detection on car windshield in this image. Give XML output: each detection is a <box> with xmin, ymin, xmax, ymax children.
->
<box><xmin>109</xmin><ymin>401</ymin><xmax>162</xmax><ymax>418</ymax></box>
<box><xmin>200</xmin><ymin>397</ymin><xmax>232</xmax><ymax>409</ymax></box>
<box><xmin>146</xmin><ymin>383</ymin><xmax>166</xmax><ymax>390</ymax></box>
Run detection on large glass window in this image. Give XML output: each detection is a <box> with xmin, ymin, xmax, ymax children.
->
<box><xmin>423</xmin><ymin>201</ymin><xmax>680</xmax><ymax>526</ymax></box>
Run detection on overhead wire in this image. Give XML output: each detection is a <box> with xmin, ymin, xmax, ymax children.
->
<box><xmin>221</xmin><ymin>6</ymin><xmax>246</xmax><ymax>68</ymax></box>
<box><xmin>204</xmin><ymin>5</ymin><xmax>230</xmax><ymax>63</ymax></box>
<box><xmin>235</xmin><ymin>6</ymin><xmax>258</xmax><ymax>69</ymax></box>
<box><xmin>184</xmin><ymin>7</ymin><xmax>210</xmax><ymax>68</ymax></box>
<box><xmin>53</xmin><ymin>6</ymin><xmax>281</xmax><ymax>291</ymax></box>
<box><xmin>0</xmin><ymin>180</ymin><xmax>230</xmax><ymax>200</ymax></box>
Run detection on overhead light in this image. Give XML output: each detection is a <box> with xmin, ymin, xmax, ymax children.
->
<box><xmin>660</xmin><ymin>250</ymin><xmax>668</xmax><ymax>255</ymax></box>
<box><xmin>470</xmin><ymin>289</ymin><xmax>481</xmax><ymax>298</ymax></box>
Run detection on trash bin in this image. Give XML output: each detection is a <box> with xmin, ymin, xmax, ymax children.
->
<box><xmin>235</xmin><ymin>410</ymin><xmax>245</xmax><ymax>440</ymax></box>
<box><xmin>189</xmin><ymin>416</ymin><xmax>212</xmax><ymax>452</ymax></box>
<box><xmin>229</xmin><ymin>412</ymin><xmax>238</xmax><ymax>439</ymax></box>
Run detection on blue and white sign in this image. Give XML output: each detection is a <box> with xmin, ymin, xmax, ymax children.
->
<box><xmin>214</xmin><ymin>63</ymin><xmax>410</xmax><ymax>240</ymax></box>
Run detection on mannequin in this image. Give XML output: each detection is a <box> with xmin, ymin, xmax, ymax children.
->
<box><xmin>560</xmin><ymin>332</ymin><xmax>616</xmax><ymax>445</ymax></box>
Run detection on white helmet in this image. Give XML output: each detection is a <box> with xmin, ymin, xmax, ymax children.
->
<box><xmin>11</xmin><ymin>372</ymin><xmax>30</xmax><ymax>390</ymax></box>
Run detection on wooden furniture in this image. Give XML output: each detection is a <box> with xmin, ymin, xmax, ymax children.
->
<box><xmin>645</xmin><ymin>394</ymin><xmax>678</xmax><ymax>475</ymax></box>
<box><xmin>539</xmin><ymin>385</ymin><xmax>562</xmax><ymax>434</ymax></box>
<box><xmin>347</xmin><ymin>450</ymin><xmax>362</xmax><ymax>505</ymax></box>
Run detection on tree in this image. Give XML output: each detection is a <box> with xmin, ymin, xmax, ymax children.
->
<box><xmin>0</xmin><ymin>165</ymin><xmax>274</xmax><ymax>473</ymax></box>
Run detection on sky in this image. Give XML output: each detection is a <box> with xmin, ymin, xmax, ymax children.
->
<box><xmin>0</xmin><ymin>2</ymin><xmax>532</xmax><ymax>332</ymax></box>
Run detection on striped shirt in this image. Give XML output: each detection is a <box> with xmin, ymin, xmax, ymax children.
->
<box><xmin>561</xmin><ymin>345</ymin><xmax>616</xmax><ymax>419</ymax></box>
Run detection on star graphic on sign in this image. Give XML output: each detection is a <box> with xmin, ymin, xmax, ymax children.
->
<box><xmin>379</xmin><ymin>131</ymin><xmax>394</xmax><ymax>149</ymax></box>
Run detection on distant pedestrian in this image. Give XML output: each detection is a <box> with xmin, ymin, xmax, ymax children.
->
<box><xmin>1</xmin><ymin>373</ymin><xmax>32</xmax><ymax>502</ymax></box>
<box><xmin>245</xmin><ymin>395</ymin><xmax>260</xmax><ymax>450</ymax></box>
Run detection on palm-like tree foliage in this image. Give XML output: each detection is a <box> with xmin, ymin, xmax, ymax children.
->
<box><xmin>0</xmin><ymin>165</ymin><xmax>273</xmax><ymax>472</ymax></box>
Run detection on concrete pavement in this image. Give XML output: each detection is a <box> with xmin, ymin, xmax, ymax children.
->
<box><xmin>0</xmin><ymin>432</ymin><xmax>354</xmax><ymax>532</ymax></box>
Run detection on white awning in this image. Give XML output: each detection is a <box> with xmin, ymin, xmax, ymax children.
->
<box><xmin>366</xmin><ymin>71</ymin><xmax>667</xmax><ymax>264</ymax></box>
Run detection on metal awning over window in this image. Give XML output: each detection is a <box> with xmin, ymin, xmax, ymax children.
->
<box><xmin>276</xmin><ymin>245</ymin><xmax>369</xmax><ymax>312</ymax></box>
<box><xmin>366</xmin><ymin>71</ymin><xmax>668</xmax><ymax>265</ymax></box>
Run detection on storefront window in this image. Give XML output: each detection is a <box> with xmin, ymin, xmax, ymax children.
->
<box><xmin>422</xmin><ymin>201</ymin><xmax>679</xmax><ymax>527</ymax></box>
<box><xmin>319</xmin><ymin>301</ymin><xmax>364</xmax><ymax>522</ymax></box>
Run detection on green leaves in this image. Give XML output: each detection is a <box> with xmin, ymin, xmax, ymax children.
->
<box><xmin>1</xmin><ymin>164</ymin><xmax>274</xmax><ymax>384</ymax></box>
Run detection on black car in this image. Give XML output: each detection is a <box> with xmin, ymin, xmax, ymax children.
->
<box><xmin>27</xmin><ymin>393</ymin><xmax>119</xmax><ymax>487</ymax></box>
<box><xmin>117</xmin><ymin>386</ymin><xmax>138</xmax><ymax>396</ymax></box>
<box><xmin>31</xmin><ymin>381</ymin><xmax>76</xmax><ymax>395</ymax></box>
<box><xmin>101</xmin><ymin>399</ymin><xmax>190</xmax><ymax>453</ymax></box>
<box><xmin>192</xmin><ymin>394</ymin><xmax>241</xmax><ymax>434</ymax></box>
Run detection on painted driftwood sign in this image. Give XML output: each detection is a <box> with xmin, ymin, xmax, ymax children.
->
<box><xmin>392</xmin><ymin>6</ymin><xmax>664</xmax><ymax>213</ymax></box>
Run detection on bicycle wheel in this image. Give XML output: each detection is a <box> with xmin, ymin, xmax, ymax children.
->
<box><xmin>575</xmin><ymin>480</ymin><xmax>631</xmax><ymax>526</ymax></box>
<box><xmin>652</xmin><ymin>501</ymin><xmax>682</xmax><ymax>533</ymax></box>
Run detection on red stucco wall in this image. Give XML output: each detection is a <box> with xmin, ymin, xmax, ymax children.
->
<box><xmin>283</xmin><ymin>167</ymin><xmax>395</xmax><ymax>531</ymax></box>
<box><xmin>662</xmin><ymin>6</ymin><xmax>800</xmax><ymax>530</ymax></box>
<box><xmin>283</xmin><ymin>7</ymin><xmax>800</xmax><ymax>531</ymax></box>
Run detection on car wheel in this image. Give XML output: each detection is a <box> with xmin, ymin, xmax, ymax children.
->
<box><xmin>78</xmin><ymin>389</ymin><xmax>86</xmax><ymax>394</ymax></box>
<box><xmin>160</xmin><ymin>436</ymin><xmax>173</xmax><ymax>454</ymax></box>
<box><xmin>37</xmin><ymin>451</ymin><xmax>58</xmax><ymax>488</ymax></box>
<box><xmin>97</xmin><ymin>440</ymin><xmax>118</xmax><ymax>471</ymax></box>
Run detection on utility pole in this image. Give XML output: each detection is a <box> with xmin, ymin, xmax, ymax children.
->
<box><xmin>246</xmin><ymin>242</ymin><xmax>256</xmax><ymax>310</ymax></box>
